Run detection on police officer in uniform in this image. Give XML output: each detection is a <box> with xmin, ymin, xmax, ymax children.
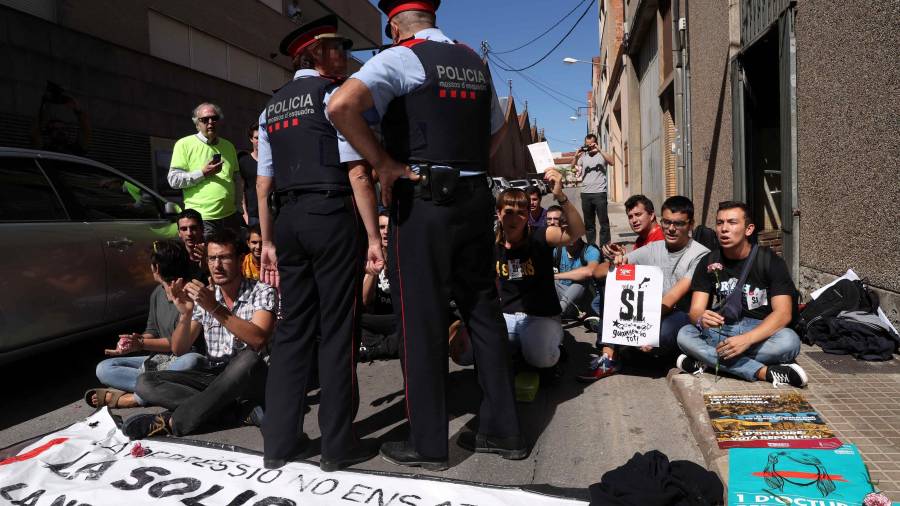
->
<box><xmin>328</xmin><ymin>0</ymin><xmax>527</xmax><ymax>470</ymax></box>
<box><xmin>256</xmin><ymin>15</ymin><xmax>384</xmax><ymax>471</ymax></box>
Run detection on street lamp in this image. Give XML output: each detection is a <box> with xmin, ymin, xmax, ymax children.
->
<box><xmin>562</xmin><ymin>57</ymin><xmax>606</xmax><ymax>71</ymax></box>
<box><xmin>569</xmin><ymin>106</ymin><xmax>589</xmax><ymax>121</ymax></box>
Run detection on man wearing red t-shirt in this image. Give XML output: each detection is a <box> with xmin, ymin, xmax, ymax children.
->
<box><xmin>629</xmin><ymin>195</ymin><xmax>664</xmax><ymax>249</ymax></box>
<box><xmin>601</xmin><ymin>194</ymin><xmax>663</xmax><ymax>260</ymax></box>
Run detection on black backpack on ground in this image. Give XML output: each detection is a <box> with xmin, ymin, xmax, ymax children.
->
<box><xmin>795</xmin><ymin>279</ymin><xmax>879</xmax><ymax>342</ymax></box>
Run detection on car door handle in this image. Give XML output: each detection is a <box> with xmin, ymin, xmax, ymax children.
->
<box><xmin>105</xmin><ymin>238</ymin><xmax>134</xmax><ymax>249</ymax></box>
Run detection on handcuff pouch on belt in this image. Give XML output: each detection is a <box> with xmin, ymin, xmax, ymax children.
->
<box><xmin>416</xmin><ymin>165</ymin><xmax>459</xmax><ymax>205</ymax></box>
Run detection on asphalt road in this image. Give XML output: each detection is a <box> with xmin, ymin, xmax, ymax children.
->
<box><xmin>0</xmin><ymin>189</ymin><xmax>703</xmax><ymax>499</ymax></box>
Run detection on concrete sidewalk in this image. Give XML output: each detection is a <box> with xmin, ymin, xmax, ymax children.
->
<box><xmin>592</xmin><ymin>190</ymin><xmax>900</xmax><ymax>498</ymax></box>
<box><xmin>669</xmin><ymin>345</ymin><xmax>900</xmax><ymax>498</ymax></box>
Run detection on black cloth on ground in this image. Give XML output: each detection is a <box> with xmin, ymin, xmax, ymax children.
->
<box><xmin>589</xmin><ymin>450</ymin><xmax>723</xmax><ymax>506</ymax></box>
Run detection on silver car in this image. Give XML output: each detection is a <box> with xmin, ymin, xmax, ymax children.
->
<box><xmin>0</xmin><ymin>148</ymin><xmax>180</xmax><ymax>364</ymax></box>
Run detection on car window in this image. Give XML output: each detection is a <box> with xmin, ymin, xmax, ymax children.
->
<box><xmin>0</xmin><ymin>157</ymin><xmax>67</xmax><ymax>222</ymax></box>
<box><xmin>40</xmin><ymin>159</ymin><xmax>162</xmax><ymax>221</ymax></box>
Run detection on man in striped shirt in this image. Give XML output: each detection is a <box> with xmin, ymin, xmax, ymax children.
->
<box><xmin>124</xmin><ymin>229</ymin><xmax>277</xmax><ymax>439</ymax></box>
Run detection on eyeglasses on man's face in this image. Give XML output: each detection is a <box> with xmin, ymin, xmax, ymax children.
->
<box><xmin>660</xmin><ymin>219</ymin><xmax>689</xmax><ymax>229</ymax></box>
<box><xmin>198</xmin><ymin>115</ymin><xmax>220</xmax><ymax>124</ymax></box>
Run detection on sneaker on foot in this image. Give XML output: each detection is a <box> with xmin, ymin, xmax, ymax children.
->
<box><xmin>583</xmin><ymin>316</ymin><xmax>600</xmax><ymax>332</ymax></box>
<box><xmin>243</xmin><ymin>405</ymin><xmax>265</xmax><ymax>427</ymax></box>
<box><xmin>576</xmin><ymin>353</ymin><xmax>619</xmax><ymax>383</ymax></box>
<box><xmin>765</xmin><ymin>363</ymin><xmax>808</xmax><ymax>388</ymax></box>
<box><xmin>676</xmin><ymin>354</ymin><xmax>707</xmax><ymax>376</ymax></box>
<box><xmin>123</xmin><ymin>412</ymin><xmax>173</xmax><ymax>440</ymax></box>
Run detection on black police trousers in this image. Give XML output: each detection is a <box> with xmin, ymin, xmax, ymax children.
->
<box><xmin>262</xmin><ymin>192</ymin><xmax>363</xmax><ymax>461</ymax></box>
<box><xmin>388</xmin><ymin>177</ymin><xmax>520</xmax><ymax>459</ymax></box>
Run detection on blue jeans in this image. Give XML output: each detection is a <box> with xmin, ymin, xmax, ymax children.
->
<box><xmin>676</xmin><ymin>317</ymin><xmax>801</xmax><ymax>381</ymax></box>
<box><xmin>504</xmin><ymin>313</ymin><xmax>563</xmax><ymax>368</ymax></box>
<box><xmin>96</xmin><ymin>353</ymin><xmax>205</xmax><ymax>406</ymax></box>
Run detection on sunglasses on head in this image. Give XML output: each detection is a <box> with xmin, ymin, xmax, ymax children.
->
<box><xmin>198</xmin><ymin>115</ymin><xmax>220</xmax><ymax>124</ymax></box>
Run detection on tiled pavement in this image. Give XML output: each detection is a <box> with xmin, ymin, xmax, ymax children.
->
<box><xmin>669</xmin><ymin>345</ymin><xmax>900</xmax><ymax>499</ymax></box>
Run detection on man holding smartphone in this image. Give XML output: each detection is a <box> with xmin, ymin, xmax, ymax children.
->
<box><xmin>168</xmin><ymin>102</ymin><xmax>243</xmax><ymax>237</ymax></box>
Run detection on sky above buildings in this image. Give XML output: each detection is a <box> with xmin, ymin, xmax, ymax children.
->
<box><xmin>357</xmin><ymin>0</ymin><xmax>600</xmax><ymax>153</ymax></box>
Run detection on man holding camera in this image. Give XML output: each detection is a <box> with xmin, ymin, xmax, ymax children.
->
<box><xmin>574</xmin><ymin>133</ymin><xmax>614</xmax><ymax>246</ymax></box>
<box><xmin>168</xmin><ymin>102</ymin><xmax>243</xmax><ymax>237</ymax></box>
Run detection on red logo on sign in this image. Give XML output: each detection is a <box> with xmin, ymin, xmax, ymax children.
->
<box><xmin>616</xmin><ymin>265</ymin><xmax>636</xmax><ymax>281</ymax></box>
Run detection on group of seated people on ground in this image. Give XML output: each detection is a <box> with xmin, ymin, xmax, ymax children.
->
<box><xmin>85</xmin><ymin>183</ymin><xmax>808</xmax><ymax>442</ymax></box>
<box><xmin>519</xmin><ymin>190</ymin><xmax>807</xmax><ymax>389</ymax></box>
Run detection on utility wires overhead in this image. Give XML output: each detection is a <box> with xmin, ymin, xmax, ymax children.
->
<box><xmin>490</xmin><ymin>0</ymin><xmax>590</xmax><ymax>55</ymax></box>
<box><xmin>488</xmin><ymin>0</ymin><xmax>596</xmax><ymax>72</ymax></box>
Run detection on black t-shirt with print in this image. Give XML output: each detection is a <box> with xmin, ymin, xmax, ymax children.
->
<box><xmin>691</xmin><ymin>246</ymin><xmax>795</xmax><ymax>320</ymax></box>
<box><xmin>370</xmin><ymin>270</ymin><xmax>393</xmax><ymax>315</ymax></box>
<box><xmin>496</xmin><ymin>227</ymin><xmax>561</xmax><ymax>317</ymax></box>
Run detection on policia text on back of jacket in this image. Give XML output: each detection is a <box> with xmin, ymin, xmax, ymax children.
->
<box><xmin>328</xmin><ymin>0</ymin><xmax>528</xmax><ymax>471</ymax></box>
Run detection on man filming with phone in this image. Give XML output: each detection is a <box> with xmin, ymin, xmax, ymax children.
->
<box><xmin>168</xmin><ymin>102</ymin><xmax>244</xmax><ymax>236</ymax></box>
<box><xmin>574</xmin><ymin>133</ymin><xmax>614</xmax><ymax>247</ymax></box>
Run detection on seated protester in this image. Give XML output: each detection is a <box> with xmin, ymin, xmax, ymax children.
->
<box><xmin>550</xmin><ymin>205</ymin><xmax>602</xmax><ymax>319</ymax></box>
<box><xmin>124</xmin><ymin>230</ymin><xmax>277</xmax><ymax>438</ymax></box>
<box><xmin>359</xmin><ymin>211</ymin><xmax>400</xmax><ymax>362</ymax></box>
<box><xmin>565</xmin><ymin>194</ymin><xmax>664</xmax><ymax>330</ymax></box>
<box><xmin>600</xmin><ymin>194</ymin><xmax>664</xmax><ymax>261</ymax></box>
<box><xmin>676</xmin><ymin>201</ymin><xmax>807</xmax><ymax>388</ymax></box>
<box><xmin>495</xmin><ymin>169</ymin><xmax>585</xmax><ymax>373</ymax></box>
<box><xmin>176</xmin><ymin>208</ymin><xmax>208</xmax><ymax>280</ymax></box>
<box><xmin>86</xmin><ymin>240</ymin><xmax>205</xmax><ymax>408</ymax></box>
<box><xmin>576</xmin><ymin>196</ymin><xmax>710</xmax><ymax>381</ymax></box>
<box><xmin>359</xmin><ymin>212</ymin><xmax>469</xmax><ymax>365</ymax></box>
<box><xmin>526</xmin><ymin>186</ymin><xmax>547</xmax><ymax>227</ymax></box>
<box><xmin>241</xmin><ymin>224</ymin><xmax>262</xmax><ymax>281</ymax></box>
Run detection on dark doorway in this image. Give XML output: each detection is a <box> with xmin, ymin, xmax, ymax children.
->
<box><xmin>740</xmin><ymin>29</ymin><xmax>784</xmax><ymax>250</ymax></box>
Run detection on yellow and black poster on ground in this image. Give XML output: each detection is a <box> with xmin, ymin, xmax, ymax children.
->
<box><xmin>704</xmin><ymin>392</ymin><xmax>842</xmax><ymax>449</ymax></box>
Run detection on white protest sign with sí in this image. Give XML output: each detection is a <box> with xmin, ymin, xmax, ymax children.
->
<box><xmin>527</xmin><ymin>141</ymin><xmax>555</xmax><ymax>173</ymax></box>
<box><xmin>601</xmin><ymin>264</ymin><xmax>664</xmax><ymax>347</ymax></box>
<box><xmin>0</xmin><ymin>409</ymin><xmax>587</xmax><ymax>506</ymax></box>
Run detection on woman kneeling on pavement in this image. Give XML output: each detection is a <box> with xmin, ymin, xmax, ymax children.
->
<box><xmin>494</xmin><ymin>169</ymin><xmax>585</xmax><ymax>381</ymax></box>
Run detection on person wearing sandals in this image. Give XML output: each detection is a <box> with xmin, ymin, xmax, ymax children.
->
<box><xmin>86</xmin><ymin>240</ymin><xmax>205</xmax><ymax>409</ymax></box>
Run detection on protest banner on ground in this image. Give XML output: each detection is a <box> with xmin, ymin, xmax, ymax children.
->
<box><xmin>704</xmin><ymin>392</ymin><xmax>842</xmax><ymax>449</ymax></box>
<box><xmin>601</xmin><ymin>264</ymin><xmax>663</xmax><ymax>348</ymax></box>
<box><xmin>0</xmin><ymin>409</ymin><xmax>586</xmax><ymax>506</ymax></box>
<box><xmin>728</xmin><ymin>444</ymin><xmax>874</xmax><ymax>506</ymax></box>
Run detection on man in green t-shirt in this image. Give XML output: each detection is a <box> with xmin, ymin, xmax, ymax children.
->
<box><xmin>168</xmin><ymin>102</ymin><xmax>243</xmax><ymax>236</ymax></box>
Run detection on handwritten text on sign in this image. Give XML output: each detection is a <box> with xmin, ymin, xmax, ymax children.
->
<box><xmin>602</xmin><ymin>264</ymin><xmax>663</xmax><ymax>347</ymax></box>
